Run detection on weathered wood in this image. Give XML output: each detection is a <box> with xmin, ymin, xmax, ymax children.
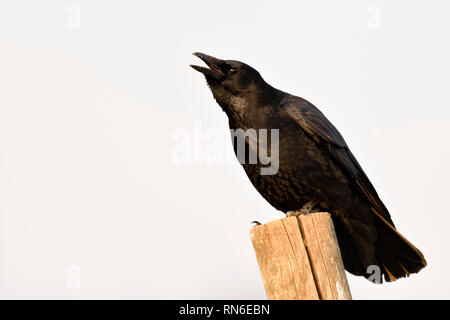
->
<box><xmin>250</xmin><ymin>212</ymin><xmax>352</xmax><ymax>300</ymax></box>
<box><xmin>250</xmin><ymin>217</ymin><xmax>319</xmax><ymax>299</ymax></box>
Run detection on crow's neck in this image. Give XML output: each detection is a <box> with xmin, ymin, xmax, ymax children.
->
<box><xmin>221</xmin><ymin>82</ymin><xmax>284</xmax><ymax>129</ymax></box>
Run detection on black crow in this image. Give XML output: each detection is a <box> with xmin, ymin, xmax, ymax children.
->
<box><xmin>191</xmin><ymin>52</ymin><xmax>426</xmax><ymax>282</ymax></box>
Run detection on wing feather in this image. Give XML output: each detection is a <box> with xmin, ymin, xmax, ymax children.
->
<box><xmin>281</xmin><ymin>96</ymin><xmax>394</xmax><ymax>225</ymax></box>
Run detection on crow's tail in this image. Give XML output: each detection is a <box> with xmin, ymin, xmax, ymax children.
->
<box><xmin>371</xmin><ymin>208</ymin><xmax>427</xmax><ymax>282</ymax></box>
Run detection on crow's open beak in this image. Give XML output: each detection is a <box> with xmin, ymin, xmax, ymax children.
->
<box><xmin>190</xmin><ymin>52</ymin><xmax>225</xmax><ymax>80</ymax></box>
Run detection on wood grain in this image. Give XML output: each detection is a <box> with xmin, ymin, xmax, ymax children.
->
<box><xmin>250</xmin><ymin>212</ymin><xmax>352</xmax><ymax>300</ymax></box>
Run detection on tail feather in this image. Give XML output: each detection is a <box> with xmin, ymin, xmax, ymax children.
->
<box><xmin>371</xmin><ymin>208</ymin><xmax>427</xmax><ymax>282</ymax></box>
<box><xmin>333</xmin><ymin>208</ymin><xmax>427</xmax><ymax>283</ymax></box>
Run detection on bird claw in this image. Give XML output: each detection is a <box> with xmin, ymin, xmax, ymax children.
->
<box><xmin>251</xmin><ymin>220</ymin><xmax>262</xmax><ymax>227</ymax></box>
<box><xmin>286</xmin><ymin>210</ymin><xmax>300</xmax><ymax>217</ymax></box>
<box><xmin>286</xmin><ymin>201</ymin><xmax>319</xmax><ymax>217</ymax></box>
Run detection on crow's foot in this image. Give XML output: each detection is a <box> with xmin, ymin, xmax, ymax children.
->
<box><xmin>251</xmin><ymin>221</ymin><xmax>262</xmax><ymax>227</ymax></box>
<box><xmin>286</xmin><ymin>201</ymin><xmax>320</xmax><ymax>217</ymax></box>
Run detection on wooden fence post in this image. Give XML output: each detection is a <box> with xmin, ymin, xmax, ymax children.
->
<box><xmin>250</xmin><ymin>212</ymin><xmax>352</xmax><ymax>300</ymax></box>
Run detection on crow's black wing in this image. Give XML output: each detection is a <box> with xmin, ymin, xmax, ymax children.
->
<box><xmin>280</xmin><ymin>96</ymin><xmax>394</xmax><ymax>226</ymax></box>
<box><xmin>280</xmin><ymin>96</ymin><xmax>347</xmax><ymax>148</ymax></box>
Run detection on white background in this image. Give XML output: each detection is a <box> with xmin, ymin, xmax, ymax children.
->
<box><xmin>0</xmin><ymin>1</ymin><xmax>449</xmax><ymax>299</ymax></box>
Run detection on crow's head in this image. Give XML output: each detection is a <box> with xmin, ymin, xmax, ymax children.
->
<box><xmin>190</xmin><ymin>52</ymin><xmax>268</xmax><ymax>111</ymax></box>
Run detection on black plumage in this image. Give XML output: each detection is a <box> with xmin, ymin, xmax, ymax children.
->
<box><xmin>191</xmin><ymin>52</ymin><xmax>426</xmax><ymax>282</ymax></box>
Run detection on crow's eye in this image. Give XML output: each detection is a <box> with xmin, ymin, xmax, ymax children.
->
<box><xmin>229</xmin><ymin>68</ymin><xmax>236</xmax><ymax>73</ymax></box>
